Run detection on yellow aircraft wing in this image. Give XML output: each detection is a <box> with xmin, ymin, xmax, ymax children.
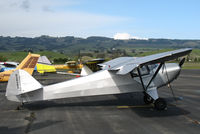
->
<box><xmin>36</xmin><ymin>63</ymin><xmax>56</xmax><ymax>74</ymax></box>
<box><xmin>54</xmin><ymin>62</ymin><xmax>83</xmax><ymax>70</ymax></box>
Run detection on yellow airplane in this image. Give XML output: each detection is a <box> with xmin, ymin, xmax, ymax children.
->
<box><xmin>54</xmin><ymin>61</ymin><xmax>83</xmax><ymax>74</ymax></box>
<box><xmin>54</xmin><ymin>59</ymin><xmax>104</xmax><ymax>74</ymax></box>
<box><xmin>54</xmin><ymin>61</ymin><xmax>83</xmax><ymax>70</ymax></box>
<box><xmin>36</xmin><ymin>63</ymin><xmax>56</xmax><ymax>74</ymax></box>
<box><xmin>35</xmin><ymin>56</ymin><xmax>56</xmax><ymax>74</ymax></box>
<box><xmin>0</xmin><ymin>53</ymin><xmax>40</xmax><ymax>82</ymax></box>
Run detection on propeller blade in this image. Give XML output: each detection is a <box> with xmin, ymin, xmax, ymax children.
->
<box><xmin>179</xmin><ymin>58</ymin><xmax>185</xmax><ymax>67</ymax></box>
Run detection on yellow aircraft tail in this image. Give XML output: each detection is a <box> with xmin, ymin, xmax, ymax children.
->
<box><xmin>16</xmin><ymin>53</ymin><xmax>40</xmax><ymax>74</ymax></box>
<box><xmin>0</xmin><ymin>53</ymin><xmax>40</xmax><ymax>82</ymax></box>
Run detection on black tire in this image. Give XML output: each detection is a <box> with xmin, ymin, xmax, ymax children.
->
<box><xmin>144</xmin><ymin>95</ymin><xmax>153</xmax><ymax>104</ymax></box>
<box><xmin>154</xmin><ymin>98</ymin><xmax>167</xmax><ymax>110</ymax></box>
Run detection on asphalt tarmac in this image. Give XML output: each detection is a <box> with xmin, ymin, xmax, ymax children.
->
<box><xmin>0</xmin><ymin>70</ymin><xmax>200</xmax><ymax>134</ymax></box>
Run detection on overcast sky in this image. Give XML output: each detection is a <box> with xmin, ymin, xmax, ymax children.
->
<box><xmin>0</xmin><ymin>0</ymin><xmax>200</xmax><ymax>39</ymax></box>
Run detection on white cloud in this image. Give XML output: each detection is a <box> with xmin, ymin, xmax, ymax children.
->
<box><xmin>0</xmin><ymin>0</ymin><xmax>129</xmax><ymax>37</ymax></box>
<box><xmin>114</xmin><ymin>33</ymin><xmax>131</xmax><ymax>40</ymax></box>
<box><xmin>0</xmin><ymin>0</ymin><xmax>78</xmax><ymax>12</ymax></box>
<box><xmin>114</xmin><ymin>33</ymin><xmax>148</xmax><ymax>40</ymax></box>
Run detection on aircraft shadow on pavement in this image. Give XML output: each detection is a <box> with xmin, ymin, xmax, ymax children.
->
<box><xmin>23</xmin><ymin>92</ymin><xmax>190</xmax><ymax>117</ymax></box>
<box><xmin>24</xmin><ymin>93</ymin><xmax>144</xmax><ymax>110</ymax></box>
<box><xmin>129</xmin><ymin>104</ymin><xmax>190</xmax><ymax>118</ymax></box>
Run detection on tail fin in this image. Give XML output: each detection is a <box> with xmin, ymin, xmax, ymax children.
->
<box><xmin>16</xmin><ymin>53</ymin><xmax>40</xmax><ymax>75</ymax></box>
<box><xmin>37</xmin><ymin>56</ymin><xmax>52</xmax><ymax>65</ymax></box>
<box><xmin>6</xmin><ymin>69</ymin><xmax>42</xmax><ymax>102</ymax></box>
<box><xmin>80</xmin><ymin>65</ymin><xmax>93</xmax><ymax>76</ymax></box>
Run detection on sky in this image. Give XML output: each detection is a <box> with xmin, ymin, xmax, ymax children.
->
<box><xmin>0</xmin><ymin>0</ymin><xmax>200</xmax><ymax>39</ymax></box>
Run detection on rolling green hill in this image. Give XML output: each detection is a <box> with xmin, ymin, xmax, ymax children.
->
<box><xmin>0</xmin><ymin>36</ymin><xmax>200</xmax><ymax>55</ymax></box>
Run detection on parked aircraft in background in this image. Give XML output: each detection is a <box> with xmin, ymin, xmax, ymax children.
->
<box><xmin>54</xmin><ymin>61</ymin><xmax>83</xmax><ymax>74</ymax></box>
<box><xmin>57</xmin><ymin>65</ymin><xmax>93</xmax><ymax>77</ymax></box>
<box><xmin>6</xmin><ymin>48</ymin><xmax>192</xmax><ymax>110</ymax></box>
<box><xmin>56</xmin><ymin>58</ymin><xmax>104</xmax><ymax>76</ymax></box>
<box><xmin>84</xmin><ymin>58</ymin><xmax>105</xmax><ymax>72</ymax></box>
<box><xmin>0</xmin><ymin>53</ymin><xmax>40</xmax><ymax>82</ymax></box>
<box><xmin>35</xmin><ymin>56</ymin><xmax>56</xmax><ymax>74</ymax></box>
<box><xmin>0</xmin><ymin>62</ymin><xmax>19</xmax><ymax>72</ymax></box>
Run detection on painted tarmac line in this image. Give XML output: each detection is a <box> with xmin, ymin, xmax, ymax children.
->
<box><xmin>184</xmin><ymin>115</ymin><xmax>200</xmax><ymax>125</ymax></box>
<box><xmin>117</xmin><ymin>105</ymin><xmax>153</xmax><ymax>109</ymax></box>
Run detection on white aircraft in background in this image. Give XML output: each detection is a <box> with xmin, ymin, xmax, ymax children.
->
<box><xmin>6</xmin><ymin>48</ymin><xmax>192</xmax><ymax>110</ymax></box>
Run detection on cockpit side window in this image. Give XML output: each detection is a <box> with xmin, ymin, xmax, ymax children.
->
<box><xmin>130</xmin><ymin>65</ymin><xmax>150</xmax><ymax>77</ymax></box>
<box><xmin>4</xmin><ymin>64</ymin><xmax>16</xmax><ymax>67</ymax></box>
<box><xmin>148</xmin><ymin>64</ymin><xmax>158</xmax><ymax>70</ymax></box>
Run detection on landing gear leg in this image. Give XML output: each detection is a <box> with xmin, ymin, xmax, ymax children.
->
<box><xmin>154</xmin><ymin>98</ymin><xmax>167</xmax><ymax>110</ymax></box>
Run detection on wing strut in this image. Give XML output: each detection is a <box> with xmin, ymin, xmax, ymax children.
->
<box><xmin>137</xmin><ymin>63</ymin><xmax>164</xmax><ymax>91</ymax></box>
<box><xmin>137</xmin><ymin>67</ymin><xmax>146</xmax><ymax>91</ymax></box>
<box><xmin>146</xmin><ymin>63</ymin><xmax>163</xmax><ymax>89</ymax></box>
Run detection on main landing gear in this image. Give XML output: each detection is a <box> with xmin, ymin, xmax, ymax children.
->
<box><xmin>154</xmin><ymin>98</ymin><xmax>167</xmax><ymax>110</ymax></box>
<box><xmin>137</xmin><ymin>63</ymin><xmax>167</xmax><ymax>110</ymax></box>
<box><xmin>143</xmin><ymin>94</ymin><xmax>153</xmax><ymax>104</ymax></box>
<box><xmin>144</xmin><ymin>95</ymin><xmax>167</xmax><ymax>110</ymax></box>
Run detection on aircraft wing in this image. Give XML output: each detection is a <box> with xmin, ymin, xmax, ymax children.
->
<box><xmin>99</xmin><ymin>48</ymin><xmax>192</xmax><ymax>75</ymax></box>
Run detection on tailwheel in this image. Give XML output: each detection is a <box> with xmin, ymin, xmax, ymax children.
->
<box><xmin>16</xmin><ymin>102</ymin><xmax>24</xmax><ymax>110</ymax></box>
<box><xmin>143</xmin><ymin>95</ymin><xmax>153</xmax><ymax>104</ymax></box>
<box><xmin>154</xmin><ymin>98</ymin><xmax>167</xmax><ymax>110</ymax></box>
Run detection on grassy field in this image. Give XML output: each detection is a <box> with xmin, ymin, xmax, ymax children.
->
<box><xmin>0</xmin><ymin>51</ymin><xmax>68</xmax><ymax>62</ymax></box>
<box><xmin>0</xmin><ymin>49</ymin><xmax>200</xmax><ymax>69</ymax></box>
<box><xmin>182</xmin><ymin>62</ymin><xmax>200</xmax><ymax>69</ymax></box>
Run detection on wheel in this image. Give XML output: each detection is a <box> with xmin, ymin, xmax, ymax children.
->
<box><xmin>144</xmin><ymin>95</ymin><xmax>153</xmax><ymax>104</ymax></box>
<box><xmin>154</xmin><ymin>98</ymin><xmax>167</xmax><ymax>110</ymax></box>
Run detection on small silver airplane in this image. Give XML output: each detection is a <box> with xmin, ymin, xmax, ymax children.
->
<box><xmin>6</xmin><ymin>48</ymin><xmax>192</xmax><ymax>110</ymax></box>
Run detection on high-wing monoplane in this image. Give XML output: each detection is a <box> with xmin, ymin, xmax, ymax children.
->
<box><xmin>6</xmin><ymin>48</ymin><xmax>192</xmax><ymax>110</ymax></box>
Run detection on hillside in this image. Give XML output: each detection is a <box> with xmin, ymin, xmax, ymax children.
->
<box><xmin>0</xmin><ymin>36</ymin><xmax>200</xmax><ymax>55</ymax></box>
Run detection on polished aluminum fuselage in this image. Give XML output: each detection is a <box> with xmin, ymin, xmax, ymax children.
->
<box><xmin>19</xmin><ymin>63</ymin><xmax>181</xmax><ymax>102</ymax></box>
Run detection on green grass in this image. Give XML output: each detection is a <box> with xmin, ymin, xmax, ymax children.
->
<box><xmin>0</xmin><ymin>52</ymin><xmax>28</xmax><ymax>62</ymax></box>
<box><xmin>182</xmin><ymin>62</ymin><xmax>200</xmax><ymax>69</ymax></box>
<box><xmin>0</xmin><ymin>51</ymin><xmax>68</xmax><ymax>62</ymax></box>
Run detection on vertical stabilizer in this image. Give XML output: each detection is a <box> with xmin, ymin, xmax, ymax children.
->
<box><xmin>16</xmin><ymin>53</ymin><xmax>40</xmax><ymax>75</ymax></box>
<box><xmin>37</xmin><ymin>56</ymin><xmax>52</xmax><ymax>65</ymax></box>
<box><xmin>6</xmin><ymin>69</ymin><xmax>43</xmax><ymax>102</ymax></box>
<box><xmin>80</xmin><ymin>65</ymin><xmax>93</xmax><ymax>76</ymax></box>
